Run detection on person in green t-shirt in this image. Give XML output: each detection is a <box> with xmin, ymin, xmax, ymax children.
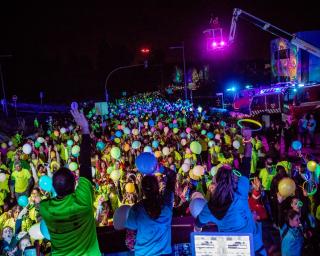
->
<box><xmin>40</xmin><ymin>106</ymin><xmax>101</xmax><ymax>256</ymax></box>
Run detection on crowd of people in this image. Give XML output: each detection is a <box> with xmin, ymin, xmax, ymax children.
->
<box><xmin>0</xmin><ymin>91</ymin><xmax>319</xmax><ymax>255</ymax></box>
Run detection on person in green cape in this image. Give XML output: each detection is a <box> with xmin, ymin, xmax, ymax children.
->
<box><xmin>40</xmin><ymin>106</ymin><xmax>101</xmax><ymax>256</ymax></box>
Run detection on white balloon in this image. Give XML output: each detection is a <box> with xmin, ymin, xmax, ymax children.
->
<box><xmin>184</xmin><ymin>158</ymin><xmax>191</xmax><ymax>165</ymax></box>
<box><xmin>0</xmin><ymin>173</ymin><xmax>6</xmax><ymax>182</ymax></box>
<box><xmin>144</xmin><ymin>146</ymin><xmax>153</xmax><ymax>153</ymax></box>
<box><xmin>8</xmin><ymin>141</ymin><xmax>13</xmax><ymax>146</ymax></box>
<box><xmin>162</xmin><ymin>147</ymin><xmax>170</xmax><ymax>156</ymax></box>
<box><xmin>37</xmin><ymin>137</ymin><xmax>45</xmax><ymax>143</ymax></box>
<box><xmin>181</xmin><ymin>163</ymin><xmax>190</xmax><ymax>172</ymax></box>
<box><xmin>232</xmin><ymin>140</ymin><xmax>240</xmax><ymax>149</ymax></box>
<box><xmin>189</xmin><ymin>198</ymin><xmax>207</xmax><ymax>218</ymax></box>
<box><xmin>181</xmin><ymin>139</ymin><xmax>187</xmax><ymax>146</ymax></box>
<box><xmin>113</xmin><ymin>205</ymin><xmax>131</xmax><ymax>230</ymax></box>
<box><xmin>29</xmin><ymin>223</ymin><xmax>44</xmax><ymax>240</ymax></box>
<box><xmin>22</xmin><ymin>144</ymin><xmax>32</xmax><ymax>154</ymax></box>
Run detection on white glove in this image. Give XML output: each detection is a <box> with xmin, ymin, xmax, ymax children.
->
<box><xmin>17</xmin><ymin>207</ymin><xmax>28</xmax><ymax>219</ymax></box>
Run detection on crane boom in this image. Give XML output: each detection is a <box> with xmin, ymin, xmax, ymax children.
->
<box><xmin>228</xmin><ymin>8</ymin><xmax>320</xmax><ymax>58</ymax></box>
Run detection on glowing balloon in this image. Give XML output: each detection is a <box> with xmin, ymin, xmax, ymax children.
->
<box><xmin>192</xmin><ymin>165</ymin><xmax>205</xmax><ymax>176</ymax></box>
<box><xmin>190</xmin><ymin>141</ymin><xmax>202</xmax><ymax>154</ymax></box>
<box><xmin>124</xmin><ymin>144</ymin><xmax>130</xmax><ymax>152</ymax></box>
<box><xmin>278</xmin><ymin>177</ymin><xmax>296</xmax><ymax>198</ymax></box>
<box><xmin>186</xmin><ymin>127</ymin><xmax>191</xmax><ymax>134</ymax></box>
<box><xmin>162</xmin><ymin>147</ymin><xmax>170</xmax><ymax>156</ymax></box>
<box><xmin>123</xmin><ymin>127</ymin><xmax>131</xmax><ymax>135</ymax></box>
<box><xmin>71</xmin><ymin>145</ymin><xmax>80</xmax><ymax>156</ymax></box>
<box><xmin>164</xmin><ymin>127</ymin><xmax>169</xmax><ymax>134</ymax></box>
<box><xmin>69</xmin><ymin>162</ymin><xmax>78</xmax><ymax>171</ymax></box>
<box><xmin>132</xmin><ymin>140</ymin><xmax>141</xmax><ymax>149</ymax></box>
<box><xmin>135</xmin><ymin>152</ymin><xmax>157</xmax><ymax>174</ymax></box>
<box><xmin>220</xmin><ymin>121</ymin><xmax>226</xmax><ymax>127</ymax></box>
<box><xmin>53</xmin><ymin>130</ymin><xmax>60</xmax><ymax>137</ymax></box>
<box><xmin>110</xmin><ymin>170</ymin><xmax>121</xmax><ymax>181</ymax></box>
<box><xmin>22</xmin><ymin>144</ymin><xmax>32</xmax><ymax>154</ymax></box>
<box><xmin>39</xmin><ymin>175</ymin><xmax>53</xmax><ymax>192</ymax></box>
<box><xmin>232</xmin><ymin>140</ymin><xmax>240</xmax><ymax>149</ymax></box>
<box><xmin>143</xmin><ymin>146</ymin><xmax>153</xmax><ymax>153</ymax></box>
<box><xmin>125</xmin><ymin>183</ymin><xmax>135</xmax><ymax>193</ymax></box>
<box><xmin>37</xmin><ymin>137</ymin><xmax>45</xmax><ymax>143</ymax></box>
<box><xmin>113</xmin><ymin>205</ymin><xmax>131</xmax><ymax>230</ymax></box>
<box><xmin>152</xmin><ymin>140</ymin><xmax>159</xmax><ymax>148</ymax></box>
<box><xmin>60</xmin><ymin>127</ymin><xmax>66</xmax><ymax>134</ymax></box>
<box><xmin>0</xmin><ymin>173</ymin><xmax>6</xmax><ymax>182</ymax></box>
<box><xmin>215</xmin><ymin>134</ymin><xmax>221</xmax><ymax>140</ymax></box>
<box><xmin>181</xmin><ymin>163</ymin><xmax>190</xmax><ymax>172</ymax></box>
<box><xmin>173</xmin><ymin>128</ymin><xmax>179</xmax><ymax>134</ymax></box>
<box><xmin>307</xmin><ymin>161</ymin><xmax>317</xmax><ymax>172</ymax></box>
<box><xmin>67</xmin><ymin>139</ymin><xmax>74</xmax><ymax>147</ymax></box>
<box><xmin>155</xmin><ymin>151</ymin><xmax>162</xmax><ymax>158</ymax></box>
<box><xmin>115</xmin><ymin>130</ymin><xmax>123</xmax><ymax>138</ymax></box>
<box><xmin>181</xmin><ymin>139</ymin><xmax>187</xmax><ymax>146</ymax></box>
<box><xmin>208</xmin><ymin>140</ymin><xmax>215</xmax><ymax>148</ymax></box>
<box><xmin>132</xmin><ymin>129</ymin><xmax>139</xmax><ymax>136</ymax></box>
<box><xmin>184</xmin><ymin>158</ymin><xmax>191</xmax><ymax>165</ymax></box>
<box><xmin>201</xmin><ymin>130</ymin><xmax>207</xmax><ymax>135</ymax></box>
<box><xmin>292</xmin><ymin>140</ymin><xmax>302</xmax><ymax>151</ymax></box>
<box><xmin>18</xmin><ymin>195</ymin><xmax>29</xmax><ymax>207</ymax></box>
<box><xmin>40</xmin><ymin>219</ymin><xmax>50</xmax><ymax>240</ymax></box>
<box><xmin>29</xmin><ymin>223</ymin><xmax>44</xmax><ymax>240</ymax></box>
<box><xmin>189</xmin><ymin>198</ymin><xmax>207</xmax><ymax>218</ymax></box>
<box><xmin>111</xmin><ymin>147</ymin><xmax>121</xmax><ymax>159</ymax></box>
<box><xmin>34</xmin><ymin>141</ymin><xmax>41</xmax><ymax>148</ymax></box>
<box><xmin>1</xmin><ymin>143</ymin><xmax>6</xmax><ymax>149</ymax></box>
<box><xmin>96</xmin><ymin>141</ymin><xmax>105</xmax><ymax>151</ymax></box>
<box><xmin>207</xmin><ymin>132</ymin><xmax>214</xmax><ymax>139</ymax></box>
<box><xmin>211</xmin><ymin>166</ymin><xmax>218</xmax><ymax>176</ymax></box>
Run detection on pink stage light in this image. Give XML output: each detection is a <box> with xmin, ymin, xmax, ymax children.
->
<box><xmin>220</xmin><ymin>41</ymin><xmax>225</xmax><ymax>46</ymax></box>
<box><xmin>211</xmin><ymin>41</ymin><xmax>217</xmax><ymax>47</ymax></box>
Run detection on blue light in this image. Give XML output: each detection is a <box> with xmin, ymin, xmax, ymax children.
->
<box><xmin>197</xmin><ymin>106</ymin><xmax>203</xmax><ymax>113</ymax></box>
<box><xmin>298</xmin><ymin>83</ymin><xmax>305</xmax><ymax>87</ymax></box>
<box><xmin>293</xmin><ymin>88</ymin><xmax>297</xmax><ymax>92</ymax></box>
<box><xmin>226</xmin><ymin>87</ymin><xmax>236</xmax><ymax>92</ymax></box>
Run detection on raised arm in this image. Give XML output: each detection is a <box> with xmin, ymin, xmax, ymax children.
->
<box><xmin>70</xmin><ymin>107</ymin><xmax>92</xmax><ymax>182</ymax></box>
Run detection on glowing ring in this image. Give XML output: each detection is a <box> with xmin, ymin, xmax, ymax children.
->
<box><xmin>237</xmin><ymin>119</ymin><xmax>262</xmax><ymax>132</ymax></box>
<box><xmin>233</xmin><ymin>169</ymin><xmax>242</xmax><ymax>177</ymax></box>
<box><xmin>302</xmin><ymin>180</ymin><xmax>317</xmax><ymax>196</ymax></box>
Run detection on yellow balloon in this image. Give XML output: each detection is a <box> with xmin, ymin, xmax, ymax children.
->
<box><xmin>155</xmin><ymin>151</ymin><xmax>162</xmax><ymax>158</ymax></box>
<box><xmin>125</xmin><ymin>183</ymin><xmax>135</xmax><ymax>193</ymax></box>
<box><xmin>124</xmin><ymin>144</ymin><xmax>130</xmax><ymax>152</ymax></box>
<box><xmin>307</xmin><ymin>160</ymin><xmax>317</xmax><ymax>172</ymax></box>
<box><xmin>278</xmin><ymin>177</ymin><xmax>296</xmax><ymax>197</ymax></box>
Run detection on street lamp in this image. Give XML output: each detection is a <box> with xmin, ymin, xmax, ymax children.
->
<box><xmin>104</xmin><ymin>64</ymin><xmax>146</xmax><ymax>102</ymax></box>
<box><xmin>169</xmin><ymin>42</ymin><xmax>188</xmax><ymax>101</ymax></box>
<box><xmin>0</xmin><ymin>54</ymin><xmax>12</xmax><ymax>117</ymax></box>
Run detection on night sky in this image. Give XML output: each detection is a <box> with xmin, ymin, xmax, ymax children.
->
<box><xmin>0</xmin><ymin>1</ymin><xmax>319</xmax><ymax>103</ymax></box>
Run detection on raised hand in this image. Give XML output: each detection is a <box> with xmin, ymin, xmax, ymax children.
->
<box><xmin>70</xmin><ymin>105</ymin><xmax>89</xmax><ymax>134</ymax></box>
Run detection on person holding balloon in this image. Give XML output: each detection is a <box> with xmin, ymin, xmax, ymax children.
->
<box><xmin>125</xmin><ymin>153</ymin><xmax>176</xmax><ymax>256</ymax></box>
<box><xmin>39</xmin><ymin>104</ymin><xmax>101</xmax><ymax>256</ymax></box>
<box><xmin>193</xmin><ymin>165</ymin><xmax>266</xmax><ymax>255</ymax></box>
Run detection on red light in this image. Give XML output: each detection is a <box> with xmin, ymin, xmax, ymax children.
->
<box><xmin>141</xmin><ymin>48</ymin><xmax>150</xmax><ymax>54</ymax></box>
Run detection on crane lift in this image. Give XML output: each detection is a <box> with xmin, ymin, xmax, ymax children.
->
<box><xmin>228</xmin><ymin>8</ymin><xmax>320</xmax><ymax>58</ymax></box>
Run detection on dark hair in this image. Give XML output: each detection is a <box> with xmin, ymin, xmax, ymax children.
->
<box><xmin>208</xmin><ymin>165</ymin><xmax>238</xmax><ymax>219</ymax></box>
<box><xmin>141</xmin><ymin>175</ymin><xmax>162</xmax><ymax>219</ymax></box>
<box><xmin>52</xmin><ymin>167</ymin><xmax>75</xmax><ymax>197</ymax></box>
<box><xmin>286</xmin><ymin>209</ymin><xmax>300</xmax><ymax>224</ymax></box>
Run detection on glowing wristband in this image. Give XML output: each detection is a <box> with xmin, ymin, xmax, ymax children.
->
<box><xmin>237</xmin><ymin>119</ymin><xmax>262</xmax><ymax>132</ymax></box>
<box><xmin>233</xmin><ymin>169</ymin><xmax>242</xmax><ymax>177</ymax></box>
<box><xmin>303</xmin><ymin>181</ymin><xmax>317</xmax><ymax>196</ymax></box>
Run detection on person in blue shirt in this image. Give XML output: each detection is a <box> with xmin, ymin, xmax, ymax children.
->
<box><xmin>194</xmin><ymin>165</ymin><xmax>266</xmax><ymax>255</ymax></box>
<box><xmin>280</xmin><ymin>209</ymin><xmax>304</xmax><ymax>256</ymax></box>
<box><xmin>125</xmin><ymin>167</ymin><xmax>176</xmax><ymax>256</ymax></box>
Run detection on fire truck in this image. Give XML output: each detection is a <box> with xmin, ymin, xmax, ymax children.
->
<box><xmin>249</xmin><ymin>83</ymin><xmax>320</xmax><ymax>122</ymax></box>
<box><xmin>219</xmin><ymin>8</ymin><xmax>320</xmax><ymax>120</ymax></box>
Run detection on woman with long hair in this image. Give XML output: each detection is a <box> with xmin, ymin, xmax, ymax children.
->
<box><xmin>125</xmin><ymin>167</ymin><xmax>176</xmax><ymax>256</ymax></box>
<box><xmin>194</xmin><ymin>165</ymin><xmax>266</xmax><ymax>255</ymax></box>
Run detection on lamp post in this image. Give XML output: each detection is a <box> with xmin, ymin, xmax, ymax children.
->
<box><xmin>169</xmin><ymin>42</ymin><xmax>188</xmax><ymax>101</ymax></box>
<box><xmin>0</xmin><ymin>55</ymin><xmax>12</xmax><ymax>117</ymax></box>
<box><xmin>104</xmin><ymin>64</ymin><xmax>145</xmax><ymax>102</ymax></box>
